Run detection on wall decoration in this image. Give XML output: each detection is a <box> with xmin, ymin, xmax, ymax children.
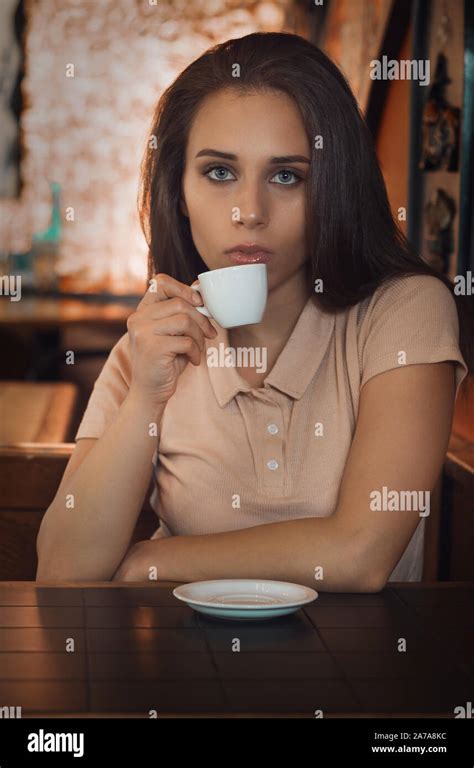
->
<box><xmin>0</xmin><ymin>0</ymin><xmax>25</xmax><ymax>198</ymax></box>
<box><xmin>418</xmin><ymin>52</ymin><xmax>461</xmax><ymax>171</ymax></box>
<box><xmin>424</xmin><ymin>186</ymin><xmax>456</xmax><ymax>274</ymax></box>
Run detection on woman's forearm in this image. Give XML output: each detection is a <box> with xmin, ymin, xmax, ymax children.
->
<box><xmin>123</xmin><ymin>516</ymin><xmax>383</xmax><ymax>592</ymax></box>
<box><xmin>36</xmin><ymin>392</ymin><xmax>165</xmax><ymax>581</ymax></box>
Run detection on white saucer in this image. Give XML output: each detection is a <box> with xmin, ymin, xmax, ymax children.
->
<box><xmin>173</xmin><ymin>579</ymin><xmax>318</xmax><ymax>621</ymax></box>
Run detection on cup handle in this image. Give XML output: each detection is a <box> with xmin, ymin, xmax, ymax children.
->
<box><xmin>190</xmin><ymin>283</ymin><xmax>212</xmax><ymax>317</ymax></box>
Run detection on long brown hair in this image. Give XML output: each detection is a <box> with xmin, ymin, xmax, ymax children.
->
<box><xmin>138</xmin><ymin>31</ymin><xmax>473</xmax><ymax>374</ymax></box>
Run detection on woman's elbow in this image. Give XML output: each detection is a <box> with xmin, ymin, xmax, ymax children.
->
<box><xmin>356</xmin><ymin>570</ymin><xmax>388</xmax><ymax>593</ymax></box>
<box><xmin>36</xmin><ymin>553</ymin><xmax>78</xmax><ymax>582</ymax></box>
<box><xmin>333</xmin><ymin>548</ymin><xmax>389</xmax><ymax>593</ymax></box>
<box><xmin>351</xmin><ymin>534</ymin><xmax>391</xmax><ymax>593</ymax></box>
<box><xmin>36</xmin><ymin>545</ymin><xmax>111</xmax><ymax>583</ymax></box>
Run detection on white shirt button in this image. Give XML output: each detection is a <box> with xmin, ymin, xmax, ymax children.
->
<box><xmin>267</xmin><ymin>423</ymin><xmax>279</xmax><ymax>435</ymax></box>
<box><xmin>267</xmin><ymin>459</ymin><xmax>279</xmax><ymax>471</ymax></box>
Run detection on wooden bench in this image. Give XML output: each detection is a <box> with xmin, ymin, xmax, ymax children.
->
<box><xmin>0</xmin><ymin>371</ymin><xmax>472</xmax><ymax>581</ymax></box>
<box><xmin>0</xmin><ymin>443</ymin><xmax>157</xmax><ymax>580</ymax></box>
<box><xmin>442</xmin><ymin>433</ymin><xmax>474</xmax><ymax>580</ymax></box>
<box><xmin>440</xmin><ymin>374</ymin><xmax>474</xmax><ymax>579</ymax></box>
<box><xmin>0</xmin><ymin>381</ymin><xmax>79</xmax><ymax>444</ymax></box>
<box><xmin>0</xmin><ymin>439</ymin><xmax>472</xmax><ymax>582</ymax></box>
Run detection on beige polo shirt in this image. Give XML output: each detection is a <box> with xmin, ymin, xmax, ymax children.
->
<box><xmin>75</xmin><ymin>274</ymin><xmax>469</xmax><ymax>582</ymax></box>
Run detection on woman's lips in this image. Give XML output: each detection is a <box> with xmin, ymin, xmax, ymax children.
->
<box><xmin>226</xmin><ymin>251</ymin><xmax>271</xmax><ymax>264</ymax></box>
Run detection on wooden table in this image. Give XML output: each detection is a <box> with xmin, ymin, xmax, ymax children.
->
<box><xmin>0</xmin><ymin>296</ymin><xmax>134</xmax><ymax>328</ymax></box>
<box><xmin>0</xmin><ymin>295</ymin><xmax>135</xmax><ymax>379</ymax></box>
<box><xmin>0</xmin><ymin>581</ymin><xmax>472</xmax><ymax>718</ymax></box>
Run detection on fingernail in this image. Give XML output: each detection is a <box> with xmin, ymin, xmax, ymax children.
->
<box><xmin>192</xmin><ymin>292</ymin><xmax>202</xmax><ymax>304</ymax></box>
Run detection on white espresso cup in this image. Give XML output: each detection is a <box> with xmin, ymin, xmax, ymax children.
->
<box><xmin>190</xmin><ymin>263</ymin><xmax>267</xmax><ymax>328</ymax></box>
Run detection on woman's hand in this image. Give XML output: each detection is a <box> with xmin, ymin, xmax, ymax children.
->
<box><xmin>126</xmin><ymin>273</ymin><xmax>218</xmax><ymax>407</ymax></box>
<box><xmin>112</xmin><ymin>540</ymin><xmax>156</xmax><ymax>582</ymax></box>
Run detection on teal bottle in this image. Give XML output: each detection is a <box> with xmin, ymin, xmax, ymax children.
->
<box><xmin>33</xmin><ymin>181</ymin><xmax>62</xmax><ymax>245</ymax></box>
<box><xmin>31</xmin><ymin>180</ymin><xmax>62</xmax><ymax>290</ymax></box>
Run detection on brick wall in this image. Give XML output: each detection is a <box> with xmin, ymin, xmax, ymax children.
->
<box><xmin>1</xmin><ymin>0</ymin><xmax>290</xmax><ymax>293</ymax></box>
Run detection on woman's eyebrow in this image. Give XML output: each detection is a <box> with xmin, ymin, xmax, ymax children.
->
<box><xmin>195</xmin><ymin>148</ymin><xmax>310</xmax><ymax>164</ymax></box>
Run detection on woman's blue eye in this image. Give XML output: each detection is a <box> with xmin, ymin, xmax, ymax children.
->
<box><xmin>270</xmin><ymin>169</ymin><xmax>301</xmax><ymax>185</ymax></box>
<box><xmin>205</xmin><ymin>166</ymin><xmax>235</xmax><ymax>182</ymax></box>
<box><xmin>203</xmin><ymin>166</ymin><xmax>302</xmax><ymax>185</ymax></box>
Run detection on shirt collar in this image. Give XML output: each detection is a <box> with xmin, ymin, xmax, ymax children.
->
<box><xmin>205</xmin><ymin>296</ymin><xmax>336</xmax><ymax>408</ymax></box>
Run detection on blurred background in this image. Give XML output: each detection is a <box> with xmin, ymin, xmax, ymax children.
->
<box><xmin>0</xmin><ymin>0</ymin><xmax>472</xmax><ymax>581</ymax></box>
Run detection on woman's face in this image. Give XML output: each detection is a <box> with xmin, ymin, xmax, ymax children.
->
<box><xmin>181</xmin><ymin>89</ymin><xmax>310</xmax><ymax>291</ymax></box>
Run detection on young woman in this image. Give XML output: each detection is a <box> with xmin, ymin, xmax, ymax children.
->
<box><xmin>36</xmin><ymin>32</ymin><xmax>471</xmax><ymax>590</ymax></box>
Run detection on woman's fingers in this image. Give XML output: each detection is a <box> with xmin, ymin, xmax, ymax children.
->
<box><xmin>152</xmin><ymin>313</ymin><xmax>207</xmax><ymax>353</ymax></box>
<box><xmin>148</xmin><ymin>296</ymin><xmax>216</xmax><ymax>338</ymax></box>
<box><xmin>137</xmin><ymin>273</ymin><xmax>203</xmax><ymax>310</ymax></box>
<box><xmin>125</xmin><ymin>272</ymin><xmax>217</xmax><ymax>405</ymax></box>
<box><xmin>159</xmin><ymin>334</ymin><xmax>203</xmax><ymax>366</ymax></box>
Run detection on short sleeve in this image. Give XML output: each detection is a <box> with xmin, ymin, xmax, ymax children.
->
<box><xmin>359</xmin><ymin>275</ymin><xmax>469</xmax><ymax>401</ymax></box>
<box><xmin>74</xmin><ymin>332</ymin><xmax>132</xmax><ymax>441</ymax></box>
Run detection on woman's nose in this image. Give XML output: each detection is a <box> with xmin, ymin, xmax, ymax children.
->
<box><xmin>234</xmin><ymin>184</ymin><xmax>269</xmax><ymax>227</ymax></box>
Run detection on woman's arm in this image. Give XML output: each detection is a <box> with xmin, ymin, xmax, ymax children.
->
<box><xmin>36</xmin><ymin>392</ymin><xmax>166</xmax><ymax>582</ymax></box>
<box><xmin>36</xmin><ymin>273</ymin><xmax>216</xmax><ymax>583</ymax></box>
<box><xmin>114</xmin><ymin>361</ymin><xmax>456</xmax><ymax>591</ymax></box>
